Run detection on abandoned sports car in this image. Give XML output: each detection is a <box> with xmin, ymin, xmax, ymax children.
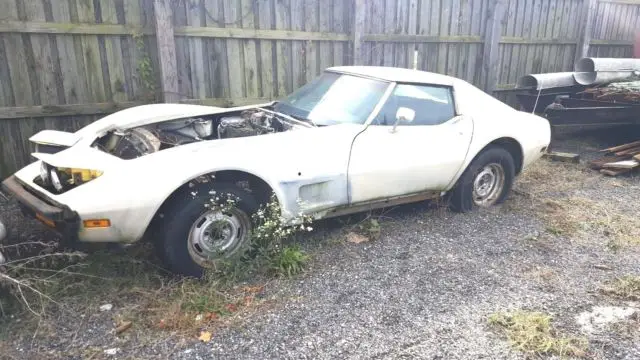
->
<box><xmin>2</xmin><ymin>66</ymin><xmax>551</xmax><ymax>276</ymax></box>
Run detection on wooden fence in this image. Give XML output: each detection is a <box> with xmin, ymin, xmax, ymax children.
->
<box><xmin>0</xmin><ymin>0</ymin><xmax>638</xmax><ymax>179</ymax></box>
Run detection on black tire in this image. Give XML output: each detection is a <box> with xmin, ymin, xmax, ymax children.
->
<box><xmin>157</xmin><ymin>183</ymin><xmax>258</xmax><ymax>278</ymax></box>
<box><xmin>449</xmin><ymin>146</ymin><xmax>515</xmax><ymax>213</ymax></box>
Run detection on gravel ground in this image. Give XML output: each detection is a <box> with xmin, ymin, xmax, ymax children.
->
<box><xmin>1</xmin><ymin>127</ymin><xmax>640</xmax><ymax>360</ymax></box>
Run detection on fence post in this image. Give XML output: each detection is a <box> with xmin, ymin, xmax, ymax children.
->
<box><xmin>482</xmin><ymin>0</ymin><xmax>506</xmax><ymax>94</ymax></box>
<box><xmin>353</xmin><ymin>0</ymin><xmax>365</xmax><ymax>65</ymax></box>
<box><xmin>153</xmin><ymin>0</ymin><xmax>179</xmax><ymax>103</ymax></box>
<box><xmin>575</xmin><ymin>0</ymin><xmax>597</xmax><ymax>66</ymax></box>
<box><xmin>408</xmin><ymin>0</ymin><xmax>418</xmax><ymax>70</ymax></box>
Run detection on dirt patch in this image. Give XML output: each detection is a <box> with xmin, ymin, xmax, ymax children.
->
<box><xmin>512</xmin><ymin>159</ymin><xmax>640</xmax><ymax>249</ymax></box>
<box><xmin>576</xmin><ymin>306</ymin><xmax>639</xmax><ymax>335</ymax></box>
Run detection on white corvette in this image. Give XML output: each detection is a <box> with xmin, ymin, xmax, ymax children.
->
<box><xmin>2</xmin><ymin>66</ymin><xmax>550</xmax><ymax>276</ymax></box>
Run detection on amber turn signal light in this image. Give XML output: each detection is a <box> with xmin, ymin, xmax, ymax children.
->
<box><xmin>83</xmin><ymin>219</ymin><xmax>111</xmax><ymax>228</ymax></box>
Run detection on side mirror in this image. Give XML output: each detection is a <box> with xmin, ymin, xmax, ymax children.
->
<box><xmin>391</xmin><ymin>107</ymin><xmax>415</xmax><ymax>133</ymax></box>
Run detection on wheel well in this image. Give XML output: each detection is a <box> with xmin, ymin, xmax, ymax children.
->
<box><xmin>143</xmin><ymin>170</ymin><xmax>275</xmax><ymax>241</ymax></box>
<box><xmin>213</xmin><ymin>170</ymin><xmax>274</xmax><ymax>205</ymax></box>
<box><xmin>487</xmin><ymin>137</ymin><xmax>524</xmax><ymax>174</ymax></box>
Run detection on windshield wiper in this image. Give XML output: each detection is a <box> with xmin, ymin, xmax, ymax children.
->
<box><xmin>257</xmin><ymin>107</ymin><xmax>316</xmax><ymax>128</ymax></box>
<box><xmin>288</xmin><ymin>113</ymin><xmax>316</xmax><ymax>125</ymax></box>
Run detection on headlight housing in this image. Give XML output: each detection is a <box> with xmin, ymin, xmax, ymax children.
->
<box><xmin>39</xmin><ymin>162</ymin><xmax>50</xmax><ymax>184</ymax></box>
<box><xmin>37</xmin><ymin>162</ymin><xmax>103</xmax><ymax>193</ymax></box>
<box><xmin>50</xmin><ymin>168</ymin><xmax>65</xmax><ymax>192</ymax></box>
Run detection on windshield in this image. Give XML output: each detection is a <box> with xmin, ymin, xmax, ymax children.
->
<box><xmin>273</xmin><ymin>72</ymin><xmax>390</xmax><ymax>126</ymax></box>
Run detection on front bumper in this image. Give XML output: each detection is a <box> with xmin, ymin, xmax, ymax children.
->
<box><xmin>1</xmin><ymin>175</ymin><xmax>80</xmax><ymax>242</ymax></box>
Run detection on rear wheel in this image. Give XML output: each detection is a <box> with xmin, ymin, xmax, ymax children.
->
<box><xmin>449</xmin><ymin>146</ymin><xmax>515</xmax><ymax>213</ymax></box>
<box><xmin>157</xmin><ymin>183</ymin><xmax>258</xmax><ymax>277</ymax></box>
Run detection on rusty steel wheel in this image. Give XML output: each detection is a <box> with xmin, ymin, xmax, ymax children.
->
<box><xmin>472</xmin><ymin>163</ymin><xmax>506</xmax><ymax>207</ymax></box>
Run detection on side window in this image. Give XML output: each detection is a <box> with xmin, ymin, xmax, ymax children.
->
<box><xmin>374</xmin><ymin>84</ymin><xmax>456</xmax><ymax>126</ymax></box>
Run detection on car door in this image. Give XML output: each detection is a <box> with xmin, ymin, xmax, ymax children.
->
<box><xmin>347</xmin><ymin>83</ymin><xmax>473</xmax><ymax>204</ymax></box>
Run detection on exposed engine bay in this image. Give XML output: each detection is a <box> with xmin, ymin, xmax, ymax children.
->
<box><xmin>92</xmin><ymin>108</ymin><xmax>303</xmax><ymax>159</ymax></box>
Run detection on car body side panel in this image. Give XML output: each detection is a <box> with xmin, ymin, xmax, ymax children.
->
<box><xmin>448</xmin><ymin>81</ymin><xmax>551</xmax><ymax>187</ymax></box>
<box><xmin>347</xmin><ymin>115</ymin><xmax>474</xmax><ymax>203</ymax></box>
<box><xmin>13</xmin><ymin>122</ymin><xmax>364</xmax><ymax>243</ymax></box>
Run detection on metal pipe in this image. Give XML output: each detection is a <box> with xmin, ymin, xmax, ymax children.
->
<box><xmin>573</xmin><ymin>71</ymin><xmax>638</xmax><ymax>85</ymax></box>
<box><xmin>516</xmin><ymin>72</ymin><xmax>578</xmax><ymax>90</ymax></box>
<box><xmin>575</xmin><ymin>58</ymin><xmax>640</xmax><ymax>72</ymax></box>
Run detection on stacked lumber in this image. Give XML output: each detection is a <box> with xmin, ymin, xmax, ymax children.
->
<box><xmin>589</xmin><ymin>140</ymin><xmax>640</xmax><ymax>176</ymax></box>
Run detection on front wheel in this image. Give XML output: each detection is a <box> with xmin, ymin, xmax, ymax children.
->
<box><xmin>157</xmin><ymin>183</ymin><xmax>258</xmax><ymax>277</ymax></box>
<box><xmin>449</xmin><ymin>146</ymin><xmax>515</xmax><ymax>213</ymax></box>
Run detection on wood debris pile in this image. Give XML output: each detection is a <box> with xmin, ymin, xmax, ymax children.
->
<box><xmin>581</xmin><ymin>81</ymin><xmax>640</xmax><ymax>103</ymax></box>
<box><xmin>590</xmin><ymin>140</ymin><xmax>640</xmax><ymax>176</ymax></box>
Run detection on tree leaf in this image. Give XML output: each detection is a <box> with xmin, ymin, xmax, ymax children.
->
<box><xmin>198</xmin><ymin>331</ymin><xmax>212</xmax><ymax>343</ymax></box>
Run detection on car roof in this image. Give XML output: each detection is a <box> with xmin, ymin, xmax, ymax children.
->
<box><xmin>326</xmin><ymin>66</ymin><xmax>459</xmax><ymax>86</ymax></box>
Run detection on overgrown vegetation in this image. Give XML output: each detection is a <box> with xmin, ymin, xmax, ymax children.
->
<box><xmin>356</xmin><ymin>217</ymin><xmax>382</xmax><ymax>241</ymax></box>
<box><xmin>600</xmin><ymin>275</ymin><xmax>640</xmax><ymax>301</ymax></box>
<box><xmin>205</xmin><ymin>193</ymin><xmax>313</xmax><ymax>279</ymax></box>
<box><xmin>0</xmin><ymin>243</ymin><xmax>86</xmax><ymax>316</ymax></box>
<box><xmin>132</xmin><ymin>31</ymin><xmax>157</xmax><ymax>101</ymax></box>
<box><xmin>0</xmin><ymin>193</ymin><xmax>312</xmax><ymax>339</ymax></box>
<box><xmin>513</xmin><ymin>159</ymin><xmax>640</xmax><ymax>248</ymax></box>
<box><xmin>331</xmin><ymin>212</ymin><xmax>385</xmax><ymax>245</ymax></box>
<box><xmin>488</xmin><ymin>310</ymin><xmax>588</xmax><ymax>358</ymax></box>
<box><xmin>269</xmin><ymin>245</ymin><xmax>310</xmax><ymax>277</ymax></box>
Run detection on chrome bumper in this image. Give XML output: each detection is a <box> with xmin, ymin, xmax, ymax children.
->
<box><xmin>1</xmin><ymin>176</ymin><xmax>80</xmax><ymax>243</ymax></box>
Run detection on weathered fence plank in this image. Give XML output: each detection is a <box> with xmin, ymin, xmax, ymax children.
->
<box><xmin>482</xmin><ymin>0</ymin><xmax>507</xmax><ymax>93</ymax></box>
<box><xmin>318</xmin><ymin>1</ymin><xmax>332</xmax><ymax>72</ymax></box>
<box><xmin>257</xmin><ymin>0</ymin><xmax>275</xmax><ymax>99</ymax></box>
<box><xmin>75</xmin><ymin>0</ymin><xmax>107</xmax><ymax>103</ymax></box>
<box><xmin>353</xmin><ymin>0</ymin><xmax>365</xmax><ymax>65</ymax></box>
<box><xmin>334</xmin><ymin>0</ymin><xmax>351</xmax><ymax>66</ymax></box>
<box><xmin>304</xmin><ymin>0</ymin><xmax>318</xmax><ymax>82</ymax></box>
<box><xmin>153</xmin><ymin>0</ymin><xmax>179</xmax><ymax>102</ymax></box>
<box><xmin>275</xmin><ymin>0</ymin><xmax>293</xmax><ymax>95</ymax></box>
<box><xmin>1</xmin><ymin>1</ymin><xmax>33</xmax><ymax>107</ymax></box>
<box><xmin>173</xmin><ymin>1</ymin><xmax>191</xmax><ymax>99</ymax></box>
<box><xmin>186</xmin><ymin>0</ymin><xmax>206</xmax><ymax>100</ymax></box>
<box><xmin>204</xmin><ymin>0</ymin><xmax>230</xmax><ymax>99</ymax></box>
<box><xmin>290</xmin><ymin>0</ymin><xmax>306</xmax><ymax>88</ymax></box>
<box><xmin>241</xmin><ymin>0</ymin><xmax>259</xmax><ymax>98</ymax></box>
<box><xmin>577</xmin><ymin>0</ymin><xmax>597</xmax><ymax>64</ymax></box>
<box><xmin>24</xmin><ymin>1</ymin><xmax>58</xmax><ymax>105</ymax></box>
<box><xmin>101</xmin><ymin>0</ymin><xmax>128</xmax><ymax>103</ymax></box>
<box><xmin>223</xmin><ymin>0</ymin><xmax>246</xmax><ymax>99</ymax></box>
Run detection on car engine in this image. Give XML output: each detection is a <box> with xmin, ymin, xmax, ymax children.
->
<box><xmin>93</xmin><ymin>108</ymin><xmax>294</xmax><ymax>159</ymax></box>
<box><xmin>217</xmin><ymin>109</ymin><xmax>285</xmax><ymax>139</ymax></box>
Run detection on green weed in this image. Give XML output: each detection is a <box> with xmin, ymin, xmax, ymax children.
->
<box><xmin>489</xmin><ymin>310</ymin><xmax>588</xmax><ymax>358</ymax></box>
